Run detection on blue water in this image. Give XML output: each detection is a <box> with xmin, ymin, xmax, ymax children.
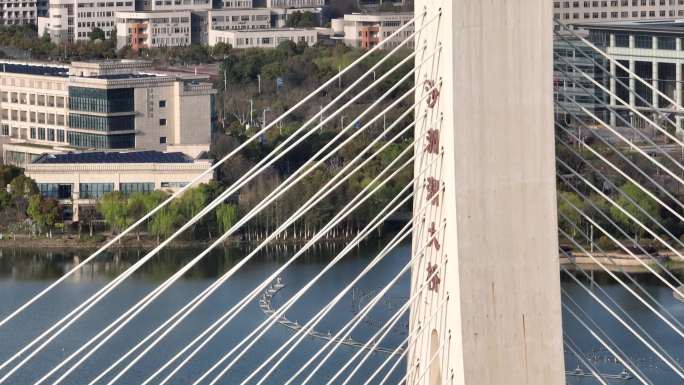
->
<box><xmin>0</xmin><ymin>244</ymin><xmax>682</xmax><ymax>384</ymax></box>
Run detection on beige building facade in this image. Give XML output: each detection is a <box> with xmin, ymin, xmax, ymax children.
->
<box><xmin>0</xmin><ymin>60</ymin><xmax>216</xmax><ymax>167</ymax></box>
<box><xmin>25</xmin><ymin>150</ymin><xmax>213</xmax><ymax>221</ymax></box>
<box><xmin>115</xmin><ymin>10</ymin><xmax>192</xmax><ymax>50</ymax></box>
<box><xmin>0</xmin><ymin>0</ymin><xmax>36</xmax><ymax>25</ymax></box>
<box><xmin>555</xmin><ymin>0</ymin><xmax>684</xmax><ymax>23</ymax></box>
<box><xmin>208</xmin><ymin>27</ymin><xmax>317</xmax><ymax>47</ymax></box>
<box><xmin>39</xmin><ymin>0</ymin><xmax>135</xmax><ymax>42</ymax></box>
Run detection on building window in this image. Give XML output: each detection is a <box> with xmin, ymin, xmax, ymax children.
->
<box><xmin>161</xmin><ymin>181</ymin><xmax>188</xmax><ymax>188</ymax></box>
<box><xmin>614</xmin><ymin>34</ymin><xmax>629</xmax><ymax>47</ymax></box>
<box><xmin>159</xmin><ymin>100</ymin><xmax>166</xmax><ymax>108</ymax></box>
<box><xmin>634</xmin><ymin>35</ymin><xmax>653</xmax><ymax>49</ymax></box>
<box><xmin>120</xmin><ymin>182</ymin><xmax>155</xmax><ymax>196</ymax></box>
<box><xmin>159</xmin><ymin>118</ymin><xmax>167</xmax><ymax>126</ymax></box>
<box><xmin>38</xmin><ymin>183</ymin><xmax>73</xmax><ymax>200</ymax></box>
<box><xmin>68</xmin><ymin>87</ymin><xmax>134</xmax><ymax>113</ymax></box>
<box><xmin>657</xmin><ymin>36</ymin><xmax>676</xmax><ymax>50</ymax></box>
<box><xmin>159</xmin><ymin>136</ymin><xmax>167</xmax><ymax>144</ymax></box>
<box><xmin>79</xmin><ymin>183</ymin><xmax>114</xmax><ymax>199</ymax></box>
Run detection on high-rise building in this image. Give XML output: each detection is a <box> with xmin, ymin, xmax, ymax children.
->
<box><xmin>554</xmin><ymin>0</ymin><xmax>684</xmax><ymax>24</ymax></box>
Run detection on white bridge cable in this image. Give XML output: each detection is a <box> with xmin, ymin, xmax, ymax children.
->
<box><xmin>555</xmin><ymin>139</ymin><xmax>684</xmax><ymax>265</ymax></box>
<box><xmin>555</xmin><ymin>177</ymin><xmax>684</xmax><ymax>303</ymax></box>
<box><xmin>0</xmin><ymin>10</ymin><xmax>433</xmax><ymax>331</ymax></box>
<box><xmin>554</xmin><ymin>31</ymin><xmax>681</xmax><ymax>131</ymax></box>
<box><xmin>555</xmin><ymin>201</ymin><xmax>684</xmax><ymax>338</ymax></box>
<box><xmin>558</xmin><ymin>223</ymin><xmax>684</xmax><ymax>347</ymax></box>
<box><xmin>554</xmin><ymin>19</ymin><xmax>684</xmax><ymax>115</ymax></box>
<box><xmin>553</xmin><ymin>32</ymin><xmax>684</xmax><ymax>157</ymax></box>
<box><xmin>560</xmin><ymin>259</ymin><xmax>684</xmax><ymax>377</ymax></box>
<box><xmin>392</xmin><ymin>337</ymin><xmax>447</xmax><ymax>385</ymax></box>
<box><xmin>557</xmin><ymin>241</ymin><xmax>684</xmax><ymax>378</ymax></box>
<box><xmin>204</xmin><ymin>244</ymin><xmax>443</xmax><ymax>385</ymax></box>
<box><xmin>190</xmin><ymin>153</ymin><xmax>442</xmax><ymax>385</ymax></box>
<box><xmin>563</xmin><ymin>334</ymin><xmax>611</xmax><ymax>385</ymax></box>
<box><xmin>331</xmin><ymin>296</ymin><xmax>449</xmax><ymax>385</ymax></box>
<box><xmin>4</xmin><ymin>45</ymin><xmax>435</xmax><ymax>384</ymax></box>
<box><xmin>561</xmin><ymin>300</ymin><xmax>653</xmax><ymax>385</ymax></box>
<box><xmin>553</xmin><ymin>55</ymin><xmax>684</xmax><ymax>179</ymax></box>
<box><xmin>554</xmin><ymin>108</ymin><xmax>684</xmax><ymax>216</ymax></box>
<box><xmin>354</xmin><ymin>299</ymin><xmax>448</xmax><ymax>385</ymax></box>
<box><xmin>97</xmin><ymin>113</ymin><xmax>429</xmax><ymax>385</ymax></box>
<box><xmin>556</xmin><ymin>158</ymin><xmax>684</xmax><ymax>270</ymax></box>
<box><xmin>38</xmin><ymin>59</ymin><xmax>436</xmax><ymax>385</ymax></box>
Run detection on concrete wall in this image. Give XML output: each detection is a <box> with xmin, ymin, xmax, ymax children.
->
<box><xmin>409</xmin><ymin>2</ymin><xmax>565</xmax><ymax>385</ymax></box>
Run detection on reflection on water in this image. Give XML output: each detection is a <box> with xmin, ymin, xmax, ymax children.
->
<box><xmin>0</xmin><ymin>243</ymin><xmax>682</xmax><ymax>384</ymax></box>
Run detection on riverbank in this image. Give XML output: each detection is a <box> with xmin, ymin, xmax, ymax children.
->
<box><xmin>560</xmin><ymin>251</ymin><xmax>684</xmax><ymax>273</ymax></box>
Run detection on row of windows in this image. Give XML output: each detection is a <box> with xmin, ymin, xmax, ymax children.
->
<box><xmin>68</xmin><ymin>114</ymin><xmax>134</xmax><ymax>132</ymax></box>
<box><xmin>555</xmin><ymin>0</ymin><xmax>684</xmax><ymax>7</ymax></box>
<box><xmin>39</xmin><ymin>182</ymin><xmax>175</xmax><ymax>200</ymax></box>
<box><xmin>555</xmin><ymin>9</ymin><xmax>684</xmax><ymax>18</ymax></box>
<box><xmin>1</xmin><ymin>91</ymin><xmax>65</xmax><ymax>108</ymax></box>
<box><xmin>1</xmin><ymin>109</ymin><xmax>66</xmax><ymax>126</ymax></box>
<box><xmin>68</xmin><ymin>87</ymin><xmax>134</xmax><ymax>114</ymax></box>
<box><xmin>611</xmin><ymin>33</ymin><xmax>679</xmax><ymax>50</ymax></box>
<box><xmin>38</xmin><ymin>183</ymin><xmax>72</xmax><ymax>200</ymax></box>
<box><xmin>79</xmin><ymin>183</ymin><xmax>113</xmax><ymax>199</ymax></box>
<box><xmin>30</xmin><ymin>127</ymin><xmax>66</xmax><ymax>143</ymax></box>
<box><xmin>120</xmin><ymin>182</ymin><xmax>155</xmax><ymax>195</ymax></box>
<box><xmin>0</xmin><ymin>76</ymin><xmax>64</xmax><ymax>91</ymax></box>
<box><xmin>67</xmin><ymin>132</ymin><xmax>135</xmax><ymax>149</ymax></box>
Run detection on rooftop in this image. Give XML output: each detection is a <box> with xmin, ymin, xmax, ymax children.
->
<box><xmin>0</xmin><ymin>62</ymin><xmax>69</xmax><ymax>78</ymax></box>
<box><xmin>32</xmin><ymin>151</ymin><xmax>193</xmax><ymax>164</ymax></box>
<box><xmin>577</xmin><ymin>20</ymin><xmax>684</xmax><ymax>35</ymax></box>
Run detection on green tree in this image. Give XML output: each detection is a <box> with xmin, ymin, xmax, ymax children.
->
<box><xmin>0</xmin><ymin>165</ymin><xmax>22</xmax><ymax>189</ymax></box>
<box><xmin>610</xmin><ymin>182</ymin><xmax>661</xmax><ymax>239</ymax></box>
<box><xmin>90</xmin><ymin>27</ymin><xmax>106</xmax><ymax>41</ymax></box>
<box><xmin>148</xmin><ymin>207</ymin><xmax>179</xmax><ymax>243</ymax></box>
<box><xmin>9</xmin><ymin>175</ymin><xmax>38</xmax><ymax>199</ymax></box>
<box><xmin>557</xmin><ymin>191</ymin><xmax>583</xmax><ymax>236</ymax></box>
<box><xmin>212</xmin><ymin>42</ymin><xmax>231</xmax><ymax>58</ymax></box>
<box><xmin>98</xmin><ymin>191</ymin><xmax>128</xmax><ymax>234</ymax></box>
<box><xmin>126</xmin><ymin>192</ymin><xmax>148</xmax><ymax>240</ymax></box>
<box><xmin>27</xmin><ymin>195</ymin><xmax>60</xmax><ymax>236</ymax></box>
<box><xmin>216</xmin><ymin>203</ymin><xmax>238</xmax><ymax>235</ymax></box>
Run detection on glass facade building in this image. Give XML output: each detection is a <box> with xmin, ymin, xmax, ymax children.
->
<box><xmin>68</xmin><ymin>132</ymin><xmax>136</xmax><ymax>149</ymax></box>
<box><xmin>79</xmin><ymin>183</ymin><xmax>114</xmax><ymax>199</ymax></box>
<box><xmin>68</xmin><ymin>87</ymin><xmax>134</xmax><ymax>113</ymax></box>
<box><xmin>68</xmin><ymin>114</ymin><xmax>135</xmax><ymax>132</ymax></box>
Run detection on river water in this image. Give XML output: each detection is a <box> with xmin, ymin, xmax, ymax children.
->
<box><xmin>0</xmin><ymin>242</ymin><xmax>682</xmax><ymax>385</ymax></box>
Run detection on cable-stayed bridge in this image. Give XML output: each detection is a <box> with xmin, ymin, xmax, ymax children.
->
<box><xmin>0</xmin><ymin>1</ymin><xmax>682</xmax><ymax>384</ymax></box>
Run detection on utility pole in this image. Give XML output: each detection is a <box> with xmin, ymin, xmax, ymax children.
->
<box><xmin>250</xmin><ymin>99</ymin><xmax>254</xmax><ymax>126</ymax></box>
<box><xmin>257</xmin><ymin>74</ymin><xmax>262</xmax><ymax>94</ymax></box>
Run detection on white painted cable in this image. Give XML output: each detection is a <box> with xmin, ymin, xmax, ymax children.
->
<box><xmin>41</xmin><ymin>63</ymin><xmax>430</xmax><ymax>385</ymax></box>
<box><xmin>561</xmin><ymin>266</ymin><xmax>684</xmax><ymax>378</ymax></box>
<box><xmin>561</xmin><ymin>301</ymin><xmax>652</xmax><ymax>385</ymax></box>
<box><xmin>5</xmin><ymin>47</ymin><xmax>432</xmax><ymax>385</ymax></box>
<box><xmin>554</xmin><ymin>19</ymin><xmax>683</xmax><ymax>113</ymax></box>
<box><xmin>390</xmin><ymin>338</ymin><xmax>446</xmax><ymax>385</ymax></box>
<box><xmin>0</xmin><ymin>11</ymin><xmax>432</xmax><ymax>331</ymax></box>
<box><xmin>563</xmin><ymin>335</ymin><xmax>610</xmax><ymax>385</ymax></box>
<box><xmin>96</xmin><ymin>117</ymin><xmax>424</xmax><ymax>385</ymax></box>
<box><xmin>558</xmin><ymin>225</ymin><xmax>684</xmax><ymax>340</ymax></box>
<box><xmin>554</xmin><ymin>55</ymin><xmax>684</xmax><ymax>176</ymax></box>
<box><xmin>557</xmin><ymin>159</ymin><xmax>684</xmax><ymax>265</ymax></box>
<box><xmin>556</xmin><ymin>211</ymin><xmax>684</xmax><ymax>339</ymax></box>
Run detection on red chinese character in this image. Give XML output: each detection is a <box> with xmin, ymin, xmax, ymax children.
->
<box><xmin>426</xmin><ymin>177</ymin><xmax>440</xmax><ymax>206</ymax></box>
<box><xmin>427</xmin><ymin>222</ymin><xmax>441</xmax><ymax>251</ymax></box>
<box><xmin>425</xmin><ymin>129</ymin><xmax>440</xmax><ymax>155</ymax></box>
<box><xmin>424</xmin><ymin>80</ymin><xmax>440</xmax><ymax>108</ymax></box>
<box><xmin>427</xmin><ymin>263</ymin><xmax>441</xmax><ymax>292</ymax></box>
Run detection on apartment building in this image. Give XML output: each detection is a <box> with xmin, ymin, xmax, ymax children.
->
<box><xmin>39</xmin><ymin>0</ymin><xmax>135</xmax><ymax>42</ymax></box>
<box><xmin>141</xmin><ymin>0</ymin><xmax>211</xmax><ymax>12</ymax></box>
<box><xmin>579</xmin><ymin>20</ymin><xmax>684</xmax><ymax>136</ymax></box>
<box><xmin>116</xmin><ymin>10</ymin><xmax>192</xmax><ymax>50</ymax></box>
<box><xmin>0</xmin><ymin>0</ymin><xmax>36</xmax><ymax>25</ymax></box>
<box><xmin>26</xmin><ymin>150</ymin><xmax>212</xmax><ymax>221</ymax></box>
<box><xmin>208</xmin><ymin>27</ymin><xmax>317</xmax><ymax>47</ymax></box>
<box><xmin>208</xmin><ymin>7</ymin><xmax>270</xmax><ymax>30</ymax></box>
<box><xmin>554</xmin><ymin>0</ymin><xmax>684</xmax><ymax>24</ymax></box>
<box><xmin>0</xmin><ymin>60</ymin><xmax>216</xmax><ymax>167</ymax></box>
<box><xmin>266</xmin><ymin>0</ymin><xmax>324</xmax><ymax>8</ymax></box>
<box><xmin>339</xmin><ymin>12</ymin><xmax>414</xmax><ymax>50</ymax></box>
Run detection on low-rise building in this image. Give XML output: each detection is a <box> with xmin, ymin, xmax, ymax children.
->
<box><xmin>26</xmin><ymin>150</ymin><xmax>213</xmax><ymax>221</ymax></box>
<box><xmin>218</xmin><ymin>0</ymin><xmax>253</xmax><ymax>8</ymax></box>
<box><xmin>0</xmin><ymin>60</ymin><xmax>216</xmax><ymax>167</ymax></box>
<box><xmin>208</xmin><ymin>8</ymin><xmax>270</xmax><ymax>31</ymax></box>
<box><xmin>141</xmin><ymin>0</ymin><xmax>212</xmax><ymax>12</ymax></box>
<box><xmin>339</xmin><ymin>12</ymin><xmax>414</xmax><ymax>50</ymax></box>
<box><xmin>0</xmin><ymin>0</ymin><xmax>36</xmax><ymax>25</ymax></box>
<box><xmin>208</xmin><ymin>27</ymin><xmax>317</xmax><ymax>48</ymax></box>
<box><xmin>115</xmin><ymin>10</ymin><xmax>192</xmax><ymax>51</ymax></box>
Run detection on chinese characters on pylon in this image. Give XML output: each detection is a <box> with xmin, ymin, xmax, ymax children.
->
<box><xmin>426</xmin><ymin>263</ymin><xmax>441</xmax><ymax>292</ymax></box>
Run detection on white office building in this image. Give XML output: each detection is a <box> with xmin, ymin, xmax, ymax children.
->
<box><xmin>115</xmin><ymin>10</ymin><xmax>192</xmax><ymax>50</ymax></box>
<box><xmin>208</xmin><ymin>27</ymin><xmax>317</xmax><ymax>48</ymax></box>
<box><xmin>555</xmin><ymin>0</ymin><xmax>684</xmax><ymax>24</ymax></box>
<box><xmin>266</xmin><ymin>0</ymin><xmax>323</xmax><ymax>8</ymax></box>
<box><xmin>39</xmin><ymin>0</ymin><xmax>135</xmax><ymax>42</ymax></box>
